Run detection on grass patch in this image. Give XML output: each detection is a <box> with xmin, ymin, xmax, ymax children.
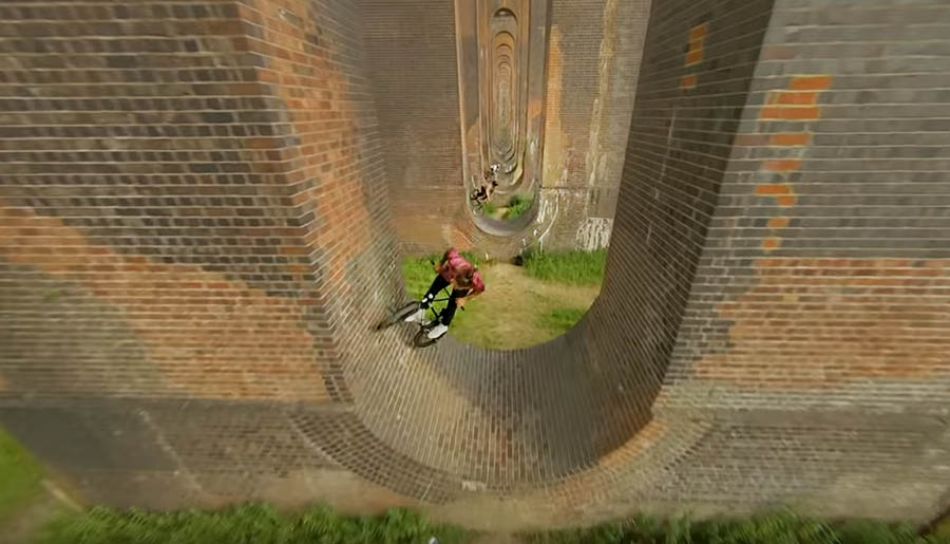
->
<box><xmin>537</xmin><ymin>307</ymin><xmax>587</xmax><ymax>335</ymax></box>
<box><xmin>937</xmin><ymin>517</ymin><xmax>950</xmax><ymax>539</ymax></box>
<box><xmin>401</xmin><ymin>256</ymin><xmax>441</xmax><ymax>303</ymax></box>
<box><xmin>399</xmin><ymin>256</ymin><xmax>600</xmax><ymax>349</ymax></box>
<box><xmin>522</xmin><ymin>249</ymin><xmax>607</xmax><ymax>286</ymax></box>
<box><xmin>0</xmin><ymin>426</ymin><xmax>45</xmax><ymax>523</ymax></box>
<box><xmin>504</xmin><ymin>194</ymin><xmax>533</xmax><ymax>220</ymax></box>
<box><xmin>522</xmin><ymin>512</ymin><xmax>950</xmax><ymax>544</ymax></box>
<box><xmin>32</xmin><ymin>505</ymin><xmax>950</xmax><ymax>544</ymax></box>
<box><xmin>480</xmin><ymin>201</ymin><xmax>497</xmax><ymax>216</ymax></box>
<box><xmin>38</xmin><ymin>504</ymin><xmax>470</xmax><ymax>544</ymax></box>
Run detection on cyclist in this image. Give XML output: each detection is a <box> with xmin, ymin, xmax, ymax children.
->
<box><xmin>404</xmin><ymin>247</ymin><xmax>485</xmax><ymax>339</ymax></box>
<box><xmin>470</xmin><ymin>164</ymin><xmax>501</xmax><ymax>206</ymax></box>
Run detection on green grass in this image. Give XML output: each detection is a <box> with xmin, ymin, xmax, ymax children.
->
<box><xmin>401</xmin><ymin>255</ymin><xmax>442</xmax><ymax>304</ymax></box>
<box><xmin>31</xmin><ymin>506</ymin><xmax>950</xmax><ymax>544</ymax></box>
<box><xmin>481</xmin><ymin>201</ymin><xmax>497</xmax><ymax>216</ymax></box>
<box><xmin>504</xmin><ymin>194</ymin><xmax>533</xmax><ymax>220</ymax></box>
<box><xmin>522</xmin><ymin>249</ymin><xmax>607</xmax><ymax>286</ymax></box>
<box><xmin>0</xmin><ymin>426</ymin><xmax>45</xmax><ymax>523</ymax></box>
<box><xmin>400</xmin><ymin>251</ymin><xmax>603</xmax><ymax>349</ymax></box>
<box><xmin>522</xmin><ymin>512</ymin><xmax>950</xmax><ymax>544</ymax></box>
<box><xmin>537</xmin><ymin>307</ymin><xmax>587</xmax><ymax>335</ymax></box>
<box><xmin>38</xmin><ymin>504</ymin><xmax>470</xmax><ymax>544</ymax></box>
<box><xmin>937</xmin><ymin>517</ymin><xmax>950</xmax><ymax>539</ymax></box>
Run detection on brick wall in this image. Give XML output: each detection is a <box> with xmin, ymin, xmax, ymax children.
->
<box><xmin>665</xmin><ymin>0</ymin><xmax>950</xmax><ymax>411</ymax></box>
<box><xmin>0</xmin><ymin>0</ymin><xmax>404</xmax><ymax>510</ymax></box>
<box><xmin>604</xmin><ymin>0</ymin><xmax>776</xmax><ymax>416</ymax></box>
<box><xmin>539</xmin><ymin>0</ymin><xmax>651</xmax><ymax>251</ymax></box>
<box><xmin>0</xmin><ymin>0</ymin><xmax>339</xmax><ymax>401</ymax></box>
<box><xmin>655</xmin><ymin>0</ymin><xmax>950</xmax><ymax>519</ymax></box>
<box><xmin>360</xmin><ymin>0</ymin><xmax>650</xmax><ymax>254</ymax></box>
<box><xmin>358</xmin><ymin>0</ymin><xmax>463</xmax><ymax>252</ymax></box>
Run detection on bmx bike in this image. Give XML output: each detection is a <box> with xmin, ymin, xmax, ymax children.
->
<box><xmin>376</xmin><ymin>267</ymin><xmax>464</xmax><ymax>349</ymax></box>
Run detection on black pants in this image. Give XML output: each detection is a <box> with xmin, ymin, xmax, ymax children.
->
<box><xmin>420</xmin><ymin>275</ymin><xmax>468</xmax><ymax>326</ymax></box>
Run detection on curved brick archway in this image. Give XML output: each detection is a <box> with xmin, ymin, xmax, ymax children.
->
<box><xmin>1</xmin><ymin>0</ymin><xmax>950</xmax><ymax>532</ymax></box>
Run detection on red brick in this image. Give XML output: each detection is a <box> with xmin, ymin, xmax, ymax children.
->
<box><xmin>770</xmin><ymin>91</ymin><xmax>818</xmax><ymax>106</ymax></box>
<box><xmin>776</xmin><ymin>195</ymin><xmax>799</xmax><ymax>207</ymax></box>
<box><xmin>763</xmin><ymin>159</ymin><xmax>803</xmax><ymax>172</ymax></box>
<box><xmin>756</xmin><ymin>184</ymin><xmax>791</xmax><ymax>196</ymax></box>
<box><xmin>790</xmin><ymin>75</ymin><xmax>833</xmax><ymax>91</ymax></box>
<box><xmin>760</xmin><ymin>106</ymin><xmax>822</xmax><ymax>120</ymax></box>
<box><xmin>770</xmin><ymin>133</ymin><xmax>812</xmax><ymax>147</ymax></box>
<box><xmin>689</xmin><ymin>23</ymin><xmax>709</xmax><ymax>41</ymax></box>
<box><xmin>685</xmin><ymin>48</ymin><xmax>704</xmax><ymax>66</ymax></box>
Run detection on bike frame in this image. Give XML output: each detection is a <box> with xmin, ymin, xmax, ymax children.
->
<box><xmin>420</xmin><ymin>286</ymin><xmax>455</xmax><ymax>326</ymax></box>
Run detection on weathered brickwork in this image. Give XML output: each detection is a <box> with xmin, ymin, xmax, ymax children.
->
<box><xmin>0</xmin><ymin>0</ymin><xmax>335</xmax><ymax>402</ymax></box>
<box><xmin>657</xmin><ymin>0</ymin><xmax>950</xmax><ymax>519</ymax></box>
<box><xmin>664</xmin><ymin>0</ymin><xmax>950</xmax><ymax>412</ymax></box>
<box><xmin>359</xmin><ymin>0</ymin><xmax>650</xmax><ymax>254</ymax></box>
<box><xmin>1</xmin><ymin>0</ymin><xmax>949</xmax><ymax>533</ymax></box>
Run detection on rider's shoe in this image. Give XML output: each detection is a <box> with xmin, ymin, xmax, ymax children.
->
<box><xmin>426</xmin><ymin>323</ymin><xmax>449</xmax><ymax>339</ymax></box>
<box><xmin>404</xmin><ymin>308</ymin><xmax>426</xmax><ymax>323</ymax></box>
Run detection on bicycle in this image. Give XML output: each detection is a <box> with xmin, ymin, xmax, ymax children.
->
<box><xmin>375</xmin><ymin>262</ymin><xmax>464</xmax><ymax>349</ymax></box>
<box><xmin>470</xmin><ymin>181</ymin><xmax>497</xmax><ymax>213</ymax></box>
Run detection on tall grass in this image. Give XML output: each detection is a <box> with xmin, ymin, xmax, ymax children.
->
<box><xmin>38</xmin><ymin>504</ymin><xmax>470</xmax><ymax>544</ymax></box>
<box><xmin>505</xmin><ymin>194</ymin><xmax>533</xmax><ymax>220</ymax></box>
<box><xmin>522</xmin><ymin>512</ymin><xmax>949</xmax><ymax>544</ymax></box>
<box><xmin>521</xmin><ymin>249</ymin><xmax>607</xmax><ymax>286</ymax></box>
<box><xmin>34</xmin><ymin>506</ymin><xmax>950</xmax><ymax>544</ymax></box>
<box><xmin>401</xmin><ymin>256</ymin><xmax>441</xmax><ymax>302</ymax></box>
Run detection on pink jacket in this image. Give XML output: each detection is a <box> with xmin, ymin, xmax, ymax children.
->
<box><xmin>439</xmin><ymin>248</ymin><xmax>485</xmax><ymax>295</ymax></box>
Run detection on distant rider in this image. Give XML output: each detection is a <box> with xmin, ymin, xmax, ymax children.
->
<box><xmin>470</xmin><ymin>163</ymin><xmax>501</xmax><ymax>206</ymax></box>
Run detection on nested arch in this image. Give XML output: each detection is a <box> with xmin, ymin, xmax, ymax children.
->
<box><xmin>333</xmin><ymin>0</ymin><xmax>779</xmax><ymax>498</ymax></box>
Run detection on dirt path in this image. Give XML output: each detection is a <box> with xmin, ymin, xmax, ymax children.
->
<box><xmin>451</xmin><ymin>263</ymin><xmax>601</xmax><ymax>350</ymax></box>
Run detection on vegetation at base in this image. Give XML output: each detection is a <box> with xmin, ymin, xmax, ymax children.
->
<box><xmin>400</xmin><ymin>249</ymin><xmax>603</xmax><ymax>348</ymax></box>
<box><xmin>28</xmin><ymin>505</ymin><xmax>950</xmax><ymax>544</ymax></box>
<box><xmin>538</xmin><ymin>307</ymin><xmax>587</xmax><ymax>335</ymax></box>
<box><xmin>477</xmin><ymin>194</ymin><xmax>533</xmax><ymax>221</ymax></box>
<box><xmin>0</xmin><ymin>426</ymin><xmax>44</xmax><ymax>523</ymax></box>
<box><xmin>939</xmin><ymin>517</ymin><xmax>950</xmax><ymax>538</ymax></box>
<box><xmin>521</xmin><ymin>248</ymin><xmax>607</xmax><ymax>286</ymax></box>
<box><xmin>402</xmin><ymin>255</ymin><xmax>441</xmax><ymax>304</ymax></box>
<box><xmin>521</xmin><ymin>512</ymin><xmax>950</xmax><ymax>544</ymax></box>
<box><xmin>38</xmin><ymin>504</ymin><xmax>469</xmax><ymax>544</ymax></box>
<box><xmin>504</xmin><ymin>194</ymin><xmax>533</xmax><ymax>220</ymax></box>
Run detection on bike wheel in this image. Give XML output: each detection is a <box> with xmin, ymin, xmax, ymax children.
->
<box><xmin>413</xmin><ymin>327</ymin><xmax>440</xmax><ymax>348</ymax></box>
<box><xmin>376</xmin><ymin>301</ymin><xmax>420</xmax><ymax>331</ymax></box>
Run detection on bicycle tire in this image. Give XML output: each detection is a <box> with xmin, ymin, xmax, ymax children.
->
<box><xmin>413</xmin><ymin>327</ymin><xmax>440</xmax><ymax>348</ymax></box>
<box><xmin>376</xmin><ymin>301</ymin><xmax>420</xmax><ymax>331</ymax></box>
